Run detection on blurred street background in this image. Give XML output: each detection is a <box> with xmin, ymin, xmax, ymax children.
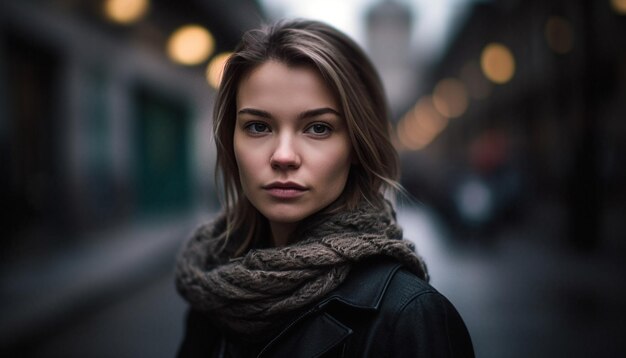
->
<box><xmin>1</xmin><ymin>0</ymin><xmax>625</xmax><ymax>357</ymax></box>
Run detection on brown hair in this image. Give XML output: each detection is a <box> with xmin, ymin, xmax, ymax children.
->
<box><xmin>213</xmin><ymin>19</ymin><xmax>400</xmax><ymax>255</ymax></box>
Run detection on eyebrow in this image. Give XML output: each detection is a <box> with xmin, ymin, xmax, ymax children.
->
<box><xmin>237</xmin><ymin>107</ymin><xmax>341</xmax><ymax>120</ymax></box>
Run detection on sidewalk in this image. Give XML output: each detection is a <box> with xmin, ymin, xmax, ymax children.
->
<box><xmin>0</xmin><ymin>211</ymin><xmax>210</xmax><ymax>353</ymax></box>
<box><xmin>398</xmin><ymin>205</ymin><xmax>626</xmax><ymax>358</ymax></box>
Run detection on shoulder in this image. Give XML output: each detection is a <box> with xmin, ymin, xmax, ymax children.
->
<box><xmin>336</xmin><ymin>258</ymin><xmax>475</xmax><ymax>357</ymax></box>
<box><xmin>371</xmin><ymin>266</ymin><xmax>475</xmax><ymax>357</ymax></box>
<box><xmin>381</xmin><ymin>267</ymin><xmax>449</xmax><ymax>314</ymax></box>
<box><xmin>323</xmin><ymin>256</ymin><xmax>437</xmax><ymax>311</ymax></box>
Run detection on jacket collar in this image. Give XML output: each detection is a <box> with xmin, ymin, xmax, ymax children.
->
<box><xmin>317</xmin><ymin>257</ymin><xmax>403</xmax><ymax>310</ymax></box>
<box><xmin>257</xmin><ymin>257</ymin><xmax>403</xmax><ymax>357</ymax></box>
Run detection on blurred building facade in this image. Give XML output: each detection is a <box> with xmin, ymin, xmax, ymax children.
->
<box><xmin>398</xmin><ymin>0</ymin><xmax>626</xmax><ymax>251</ymax></box>
<box><xmin>1</xmin><ymin>0</ymin><xmax>265</xmax><ymax>254</ymax></box>
<box><xmin>365</xmin><ymin>0</ymin><xmax>417</xmax><ymax>118</ymax></box>
<box><xmin>0</xmin><ymin>0</ymin><xmax>265</xmax><ymax>353</ymax></box>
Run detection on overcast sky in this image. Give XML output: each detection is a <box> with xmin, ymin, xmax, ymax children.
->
<box><xmin>259</xmin><ymin>0</ymin><xmax>481</xmax><ymax>63</ymax></box>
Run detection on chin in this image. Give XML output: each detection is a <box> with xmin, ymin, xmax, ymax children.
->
<box><xmin>261</xmin><ymin>209</ymin><xmax>310</xmax><ymax>224</ymax></box>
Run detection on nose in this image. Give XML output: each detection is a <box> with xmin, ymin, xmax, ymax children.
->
<box><xmin>270</xmin><ymin>133</ymin><xmax>301</xmax><ymax>170</ymax></box>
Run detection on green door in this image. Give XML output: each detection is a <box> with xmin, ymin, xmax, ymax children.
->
<box><xmin>134</xmin><ymin>89</ymin><xmax>192</xmax><ymax>215</ymax></box>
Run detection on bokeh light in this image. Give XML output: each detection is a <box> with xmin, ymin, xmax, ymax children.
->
<box><xmin>432</xmin><ymin>78</ymin><xmax>469</xmax><ymax>118</ymax></box>
<box><xmin>103</xmin><ymin>0</ymin><xmax>149</xmax><ymax>24</ymax></box>
<box><xmin>481</xmin><ymin>43</ymin><xmax>516</xmax><ymax>84</ymax></box>
<box><xmin>611</xmin><ymin>0</ymin><xmax>626</xmax><ymax>14</ymax></box>
<box><xmin>545</xmin><ymin>16</ymin><xmax>574</xmax><ymax>54</ymax></box>
<box><xmin>206</xmin><ymin>52</ymin><xmax>232</xmax><ymax>89</ymax></box>
<box><xmin>167</xmin><ymin>25</ymin><xmax>215</xmax><ymax>65</ymax></box>
<box><xmin>455</xmin><ymin>178</ymin><xmax>493</xmax><ymax>224</ymax></box>
<box><xmin>397</xmin><ymin>96</ymin><xmax>449</xmax><ymax>150</ymax></box>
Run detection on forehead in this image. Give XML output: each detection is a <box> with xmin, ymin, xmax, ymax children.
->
<box><xmin>236</xmin><ymin>61</ymin><xmax>339</xmax><ymax>112</ymax></box>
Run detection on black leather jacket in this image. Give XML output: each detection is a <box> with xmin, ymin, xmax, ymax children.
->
<box><xmin>178</xmin><ymin>258</ymin><xmax>474</xmax><ymax>357</ymax></box>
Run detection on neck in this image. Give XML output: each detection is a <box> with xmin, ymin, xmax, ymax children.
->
<box><xmin>269</xmin><ymin>222</ymin><xmax>298</xmax><ymax>247</ymax></box>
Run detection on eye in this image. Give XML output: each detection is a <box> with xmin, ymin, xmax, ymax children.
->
<box><xmin>244</xmin><ymin>122</ymin><xmax>270</xmax><ymax>134</ymax></box>
<box><xmin>305</xmin><ymin>123</ymin><xmax>332</xmax><ymax>136</ymax></box>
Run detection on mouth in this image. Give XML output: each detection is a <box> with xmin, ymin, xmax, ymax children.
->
<box><xmin>262</xmin><ymin>181</ymin><xmax>308</xmax><ymax>199</ymax></box>
<box><xmin>263</xmin><ymin>181</ymin><xmax>307</xmax><ymax>190</ymax></box>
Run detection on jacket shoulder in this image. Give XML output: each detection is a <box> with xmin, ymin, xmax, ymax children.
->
<box><xmin>362</xmin><ymin>267</ymin><xmax>475</xmax><ymax>357</ymax></box>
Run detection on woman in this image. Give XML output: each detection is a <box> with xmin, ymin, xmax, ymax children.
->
<box><xmin>176</xmin><ymin>19</ymin><xmax>474</xmax><ymax>357</ymax></box>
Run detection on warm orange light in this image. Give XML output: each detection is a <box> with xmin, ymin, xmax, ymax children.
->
<box><xmin>396</xmin><ymin>118</ymin><xmax>419</xmax><ymax>150</ymax></box>
<box><xmin>167</xmin><ymin>25</ymin><xmax>215</xmax><ymax>65</ymax></box>
<box><xmin>104</xmin><ymin>0</ymin><xmax>149</xmax><ymax>24</ymax></box>
<box><xmin>481</xmin><ymin>43</ymin><xmax>515</xmax><ymax>84</ymax></box>
<box><xmin>545</xmin><ymin>16</ymin><xmax>574</xmax><ymax>54</ymax></box>
<box><xmin>397</xmin><ymin>97</ymin><xmax>448</xmax><ymax>151</ymax></box>
<box><xmin>414</xmin><ymin>97</ymin><xmax>448</xmax><ymax>134</ymax></box>
<box><xmin>432</xmin><ymin>78</ymin><xmax>469</xmax><ymax>118</ymax></box>
<box><xmin>611</xmin><ymin>0</ymin><xmax>626</xmax><ymax>14</ymax></box>
<box><xmin>206</xmin><ymin>52</ymin><xmax>232</xmax><ymax>89</ymax></box>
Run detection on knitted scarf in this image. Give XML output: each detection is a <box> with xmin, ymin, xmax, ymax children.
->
<box><xmin>175</xmin><ymin>201</ymin><xmax>428</xmax><ymax>337</ymax></box>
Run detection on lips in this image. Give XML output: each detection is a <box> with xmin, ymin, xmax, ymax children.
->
<box><xmin>263</xmin><ymin>181</ymin><xmax>307</xmax><ymax>190</ymax></box>
<box><xmin>263</xmin><ymin>181</ymin><xmax>308</xmax><ymax>199</ymax></box>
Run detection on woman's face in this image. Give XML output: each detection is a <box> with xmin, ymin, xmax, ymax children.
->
<box><xmin>234</xmin><ymin>61</ymin><xmax>352</xmax><ymax>234</ymax></box>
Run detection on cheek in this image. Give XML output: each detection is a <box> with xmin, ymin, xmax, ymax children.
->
<box><xmin>234</xmin><ymin>138</ymin><xmax>272</xmax><ymax>195</ymax></box>
<box><xmin>319</xmin><ymin>143</ymin><xmax>352</xmax><ymax>187</ymax></box>
<box><xmin>233</xmin><ymin>134</ymin><xmax>257</xmax><ymax>184</ymax></box>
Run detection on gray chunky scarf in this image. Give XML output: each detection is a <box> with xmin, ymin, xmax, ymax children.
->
<box><xmin>175</xmin><ymin>201</ymin><xmax>428</xmax><ymax>336</ymax></box>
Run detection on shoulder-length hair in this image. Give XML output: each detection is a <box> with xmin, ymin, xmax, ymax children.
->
<box><xmin>213</xmin><ymin>19</ymin><xmax>400</xmax><ymax>255</ymax></box>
